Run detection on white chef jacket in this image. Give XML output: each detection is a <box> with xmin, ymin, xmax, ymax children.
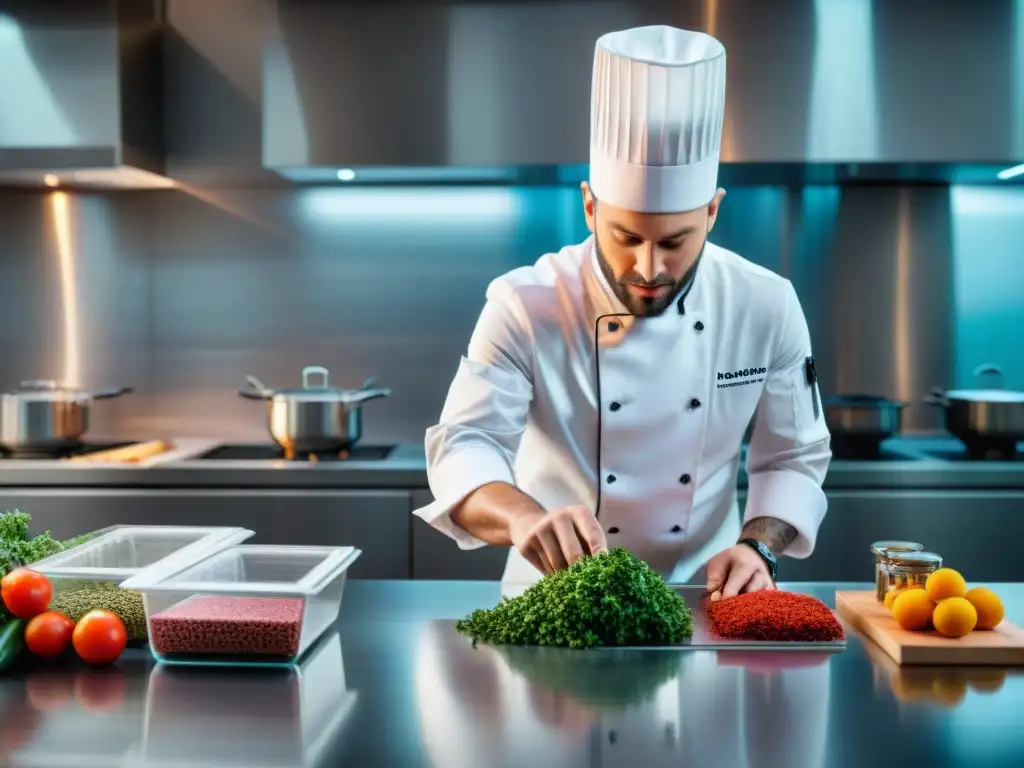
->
<box><xmin>415</xmin><ymin>236</ymin><xmax>831</xmax><ymax>585</ymax></box>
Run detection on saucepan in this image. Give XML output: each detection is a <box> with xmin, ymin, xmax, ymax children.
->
<box><xmin>0</xmin><ymin>380</ymin><xmax>134</xmax><ymax>453</ymax></box>
<box><xmin>925</xmin><ymin>364</ymin><xmax>1024</xmax><ymax>457</ymax></box>
<box><xmin>822</xmin><ymin>394</ymin><xmax>907</xmax><ymax>439</ymax></box>
<box><xmin>239</xmin><ymin>366</ymin><xmax>391</xmax><ymax>453</ymax></box>
<box><xmin>822</xmin><ymin>394</ymin><xmax>908</xmax><ymax>458</ymax></box>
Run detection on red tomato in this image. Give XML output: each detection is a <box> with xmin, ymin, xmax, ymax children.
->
<box><xmin>72</xmin><ymin>610</ymin><xmax>127</xmax><ymax>665</ymax></box>
<box><xmin>1</xmin><ymin>568</ymin><xmax>53</xmax><ymax>619</ymax></box>
<box><xmin>25</xmin><ymin>611</ymin><xmax>75</xmax><ymax>659</ymax></box>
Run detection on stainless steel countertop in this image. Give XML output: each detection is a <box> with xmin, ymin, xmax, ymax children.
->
<box><xmin>1</xmin><ymin>580</ymin><xmax>1022</xmax><ymax>767</ymax></box>
<box><xmin>0</xmin><ymin>437</ymin><xmax>1021</xmax><ymax>490</ymax></box>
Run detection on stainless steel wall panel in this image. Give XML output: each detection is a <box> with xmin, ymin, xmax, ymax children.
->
<box><xmin>0</xmin><ymin>190</ymin><xmax>152</xmax><ymax>438</ymax></box>
<box><xmin>264</xmin><ymin>0</ymin><xmax>1024</xmax><ymax>169</ymax></box>
<box><xmin>0</xmin><ymin>182</ymin><xmax>1017</xmax><ymax>443</ymax></box>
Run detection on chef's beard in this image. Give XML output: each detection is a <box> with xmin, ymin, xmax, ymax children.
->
<box><xmin>594</xmin><ymin>231</ymin><xmax>706</xmax><ymax>318</ymax></box>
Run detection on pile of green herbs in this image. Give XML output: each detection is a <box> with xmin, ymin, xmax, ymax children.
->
<box><xmin>455</xmin><ymin>548</ymin><xmax>694</xmax><ymax>649</ymax></box>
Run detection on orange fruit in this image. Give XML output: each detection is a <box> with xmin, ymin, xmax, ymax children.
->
<box><xmin>884</xmin><ymin>584</ymin><xmax>923</xmax><ymax>611</ymax></box>
<box><xmin>932</xmin><ymin>597</ymin><xmax>977</xmax><ymax>638</ymax></box>
<box><xmin>964</xmin><ymin>587</ymin><xmax>1004</xmax><ymax>630</ymax></box>
<box><xmin>891</xmin><ymin>589</ymin><xmax>935</xmax><ymax>631</ymax></box>
<box><xmin>925</xmin><ymin>568</ymin><xmax>967</xmax><ymax>603</ymax></box>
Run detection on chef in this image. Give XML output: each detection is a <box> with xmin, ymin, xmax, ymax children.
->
<box><xmin>414</xmin><ymin>25</ymin><xmax>831</xmax><ymax>595</ymax></box>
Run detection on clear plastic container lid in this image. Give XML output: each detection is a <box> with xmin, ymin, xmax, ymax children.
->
<box><xmin>121</xmin><ymin>544</ymin><xmax>361</xmax><ymax>596</ymax></box>
<box><xmin>30</xmin><ymin>525</ymin><xmax>255</xmax><ymax>581</ymax></box>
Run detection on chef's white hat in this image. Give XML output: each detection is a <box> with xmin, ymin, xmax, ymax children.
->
<box><xmin>589</xmin><ymin>25</ymin><xmax>726</xmax><ymax>214</ymax></box>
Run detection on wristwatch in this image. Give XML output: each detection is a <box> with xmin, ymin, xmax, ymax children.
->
<box><xmin>738</xmin><ymin>538</ymin><xmax>778</xmax><ymax>582</ymax></box>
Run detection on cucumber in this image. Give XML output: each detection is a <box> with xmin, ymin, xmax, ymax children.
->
<box><xmin>0</xmin><ymin>618</ymin><xmax>26</xmax><ymax>673</ymax></box>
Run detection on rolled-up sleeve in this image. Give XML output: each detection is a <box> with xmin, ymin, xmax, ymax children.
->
<box><xmin>413</xmin><ymin>281</ymin><xmax>534</xmax><ymax>549</ymax></box>
<box><xmin>744</xmin><ymin>281</ymin><xmax>832</xmax><ymax>558</ymax></box>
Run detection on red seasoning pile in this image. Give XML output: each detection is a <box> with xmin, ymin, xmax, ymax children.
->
<box><xmin>705</xmin><ymin>590</ymin><xmax>845</xmax><ymax>642</ymax></box>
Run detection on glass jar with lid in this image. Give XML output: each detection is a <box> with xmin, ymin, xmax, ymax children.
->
<box><xmin>881</xmin><ymin>551</ymin><xmax>943</xmax><ymax>598</ymax></box>
<box><xmin>870</xmin><ymin>541</ymin><xmax>923</xmax><ymax>601</ymax></box>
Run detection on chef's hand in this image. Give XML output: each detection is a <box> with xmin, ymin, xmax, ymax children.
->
<box><xmin>509</xmin><ymin>506</ymin><xmax>608</xmax><ymax>575</ymax></box>
<box><xmin>705</xmin><ymin>544</ymin><xmax>776</xmax><ymax>601</ymax></box>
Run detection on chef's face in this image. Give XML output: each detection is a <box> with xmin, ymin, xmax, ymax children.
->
<box><xmin>581</xmin><ymin>183</ymin><xmax>725</xmax><ymax>317</ymax></box>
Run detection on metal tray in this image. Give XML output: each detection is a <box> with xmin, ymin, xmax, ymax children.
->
<box><xmin>663</xmin><ymin>586</ymin><xmax>847</xmax><ymax>652</ymax></box>
<box><xmin>456</xmin><ymin>585</ymin><xmax>847</xmax><ymax>653</ymax></box>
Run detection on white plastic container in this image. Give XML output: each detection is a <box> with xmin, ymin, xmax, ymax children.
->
<box><xmin>30</xmin><ymin>525</ymin><xmax>256</xmax><ymax>592</ymax></box>
<box><xmin>121</xmin><ymin>544</ymin><xmax>361</xmax><ymax>666</ymax></box>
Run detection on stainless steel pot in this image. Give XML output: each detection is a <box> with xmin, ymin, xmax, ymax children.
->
<box><xmin>925</xmin><ymin>364</ymin><xmax>1024</xmax><ymax>457</ymax></box>
<box><xmin>823</xmin><ymin>394</ymin><xmax>907</xmax><ymax>437</ymax></box>
<box><xmin>238</xmin><ymin>366</ymin><xmax>392</xmax><ymax>453</ymax></box>
<box><xmin>822</xmin><ymin>394</ymin><xmax>908</xmax><ymax>458</ymax></box>
<box><xmin>0</xmin><ymin>380</ymin><xmax>134</xmax><ymax>453</ymax></box>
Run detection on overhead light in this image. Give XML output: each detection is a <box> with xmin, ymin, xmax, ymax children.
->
<box><xmin>336</xmin><ymin>168</ymin><xmax>356</xmax><ymax>182</ymax></box>
<box><xmin>43</xmin><ymin>174</ymin><xmax>59</xmax><ymax>187</ymax></box>
<box><xmin>996</xmin><ymin>164</ymin><xmax>1024</xmax><ymax>180</ymax></box>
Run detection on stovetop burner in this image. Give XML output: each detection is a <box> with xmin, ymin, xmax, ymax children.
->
<box><xmin>0</xmin><ymin>441</ymin><xmax>135</xmax><ymax>461</ymax></box>
<box><xmin>198</xmin><ymin>444</ymin><xmax>396</xmax><ymax>462</ymax></box>
<box><xmin>920</xmin><ymin>447</ymin><xmax>1022</xmax><ymax>462</ymax></box>
<box><xmin>829</xmin><ymin>435</ymin><xmax>913</xmax><ymax>461</ymax></box>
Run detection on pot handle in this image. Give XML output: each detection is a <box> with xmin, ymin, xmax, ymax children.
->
<box><xmin>239</xmin><ymin>375</ymin><xmax>271</xmax><ymax>400</ymax></box>
<box><xmin>91</xmin><ymin>387</ymin><xmax>134</xmax><ymax>400</ymax></box>
<box><xmin>972</xmin><ymin>364</ymin><xmax>1004</xmax><ymax>388</ymax></box>
<box><xmin>302</xmin><ymin>366</ymin><xmax>330</xmax><ymax>389</ymax></box>
<box><xmin>923</xmin><ymin>387</ymin><xmax>949</xmax><ymax>406</ymax></box>
<box><xmin>345</xmin><ymin>387</ymin><xmax>392</xmax><ymax>405</ymax></box>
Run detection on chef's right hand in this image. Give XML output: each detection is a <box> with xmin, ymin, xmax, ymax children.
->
<box><xmin>509</xmin><ymin>506</ymin><xmax>608</xmax><ymax>575</ymax></box>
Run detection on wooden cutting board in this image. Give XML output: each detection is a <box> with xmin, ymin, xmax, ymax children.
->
<box><xmin>835</xmin><ymin>590</ymin><xmax>1024</xmax><ymax>666</ymax></box>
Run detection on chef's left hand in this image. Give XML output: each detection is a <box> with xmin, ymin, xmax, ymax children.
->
<box><xmin>705</xmin><ymin>544</ymin><xmax>776</xmax><ymax>601</ymax></box>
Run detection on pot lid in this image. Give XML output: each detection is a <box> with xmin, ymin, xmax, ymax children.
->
<box><xmin>3</xmin><ymin>380</ymin><xmax>92</xmax><ymax>401</ymax></box>
<box><xmin>246</xmin><ymin>368</ymin><xmax>391</xmax><ymax>403</ymax></box>
<box><xmin>823</xmin><ymin>394</ymin><xmax>907</xmax><ymax>408</ymax></box>
<box><xmin>943</xmin><ymin>389</ymin><xmax>1024</xmax><ymax>403</ymax></box>
<box><xmin>2</xmin><ymin>381</ymin><xmax>132</xmax><ymax>402</ymax></box>
<box><xmin>270</xmin><ymin>387</ymin><xmax>369</xmax><ymax>401</ymax></box>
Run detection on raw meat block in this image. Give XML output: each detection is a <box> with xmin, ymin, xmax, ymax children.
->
<box><xmin>150</xmin><ymin>596</ymin><xmax>305</xmax><ymax>656</ymax></box>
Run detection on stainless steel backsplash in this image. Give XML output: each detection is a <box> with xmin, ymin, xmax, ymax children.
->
<box><xmin>0</xmin><ymin>183</ymin><xmax>1020</xmax><ymax>443</ymax></box>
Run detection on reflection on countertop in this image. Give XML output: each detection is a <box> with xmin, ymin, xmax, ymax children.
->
<box><xmin>1</xmin><ymin>581</ymin><xmax>1024</xmax><ymax>767</ymax></box>
<box><xmin>3</xmin><ymin>632</ymin><xmax>355</xmax><ymax>768</ymax></box>
<box><xmin>407</xmin><ymin>582</ymin><xmax>1024</xmax><ymax>768</ymax></box>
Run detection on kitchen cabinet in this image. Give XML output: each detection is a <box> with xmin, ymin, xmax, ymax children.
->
<box><xmin>411</xmin><ymin>490</ymin><xmax>510</xmax><ymax>580</ymax></box>
<box><xmin>786</xmin><ymin>491</ymin><xmax>1024</xmax><ymax>583</ymax></box>
<box><xmin>0</xmin><ymin>489</ymin><xmax>411</xmax><ymax>579</ymax></box>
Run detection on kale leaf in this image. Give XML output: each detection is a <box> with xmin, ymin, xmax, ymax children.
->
<box><xmin>0</xmin><ymin>510</ymin><xmax>97</xmax><ymax>579</ymax></box>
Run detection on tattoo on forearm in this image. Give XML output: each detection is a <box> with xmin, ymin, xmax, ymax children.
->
<box><xmin>741</xmin><ymin>516</ymin><xmax>798</xmax><ymax>555</ymax></box>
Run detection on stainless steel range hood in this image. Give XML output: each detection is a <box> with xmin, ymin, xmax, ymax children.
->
<box><xmin>263</xmin><ymin>0</ymin><xmax>1024</xmax><ymax>182</ymax></box>
<box><xmin>0</xmin><ymin>0</ymin><xmax>172</xmax><ymax>189</ymax></box>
